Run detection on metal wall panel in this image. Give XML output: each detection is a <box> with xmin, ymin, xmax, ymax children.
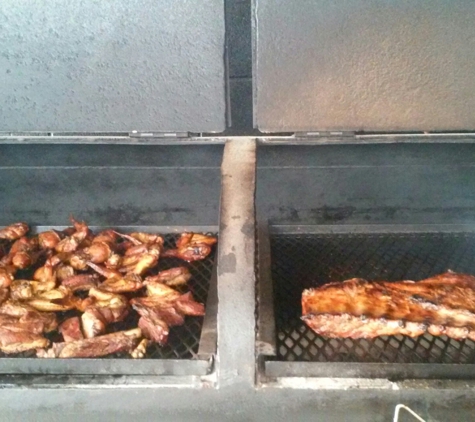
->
<box><xmin>254</xmin><ymin>0</ymin><xmax>475</xmax><ymax>132</ymax></box>
<box><xmin>0</xmin><ymin>0</ymin><xmax>226</xmax><ymax>132</ymax></box>
<box><xmin>257</xmin><ymin>143</ymin><xmax>475</xmax><ymax>225</ymax></box>
<box><xmin>0</xmin><ymin>144</ymin><xmax>223</xmax><ymax>226</ymax></box>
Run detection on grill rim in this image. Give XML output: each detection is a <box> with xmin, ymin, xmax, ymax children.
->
<box><xmin>257</xmin><ymin>222</ymin><xmax>475</xmax><ymax>380</ymax></box>
<box><xmin>0</xmin><ymin>225</ymin><xmax>218</xmax><ymax>376</ymax></box>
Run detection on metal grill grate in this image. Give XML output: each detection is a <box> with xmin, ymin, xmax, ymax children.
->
<box><xmin>2</xmin><ymin>232</ymin><xmax>216</xmax><ymax>361</ymax></box>
<box><xmin>270</xmin><ymin>231</ymin><xmax>475</xmax><ymax>364</ymax></box>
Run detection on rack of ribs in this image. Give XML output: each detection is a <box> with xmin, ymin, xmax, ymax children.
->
<box><xmin>302</xmin><ymin>271</ymin><xmax>475</xmax><ymax>340</ymax></box>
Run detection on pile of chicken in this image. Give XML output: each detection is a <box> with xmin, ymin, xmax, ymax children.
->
<box><xmin>0</xmin><ymin>219</ymin><xmax>217</xmax><ymax>358</ymax></box>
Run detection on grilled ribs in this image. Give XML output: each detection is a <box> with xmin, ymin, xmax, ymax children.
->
<box><xmin>302</xmin><ymin>271</ymin><xmax>475</xmax><ymax>340</ymax></box>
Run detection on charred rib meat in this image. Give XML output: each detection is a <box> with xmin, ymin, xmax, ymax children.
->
<box><xmin>302</xmin><ymin>271</ymin><xmax>475</xmax><ymax>341</ymax></box>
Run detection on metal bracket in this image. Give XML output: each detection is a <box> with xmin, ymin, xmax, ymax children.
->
<box><xmin>294</xmin><ymin>131</ymin><xmax>356</xmax><ymax>139</ymax></box>
<box><xmin>128</xmin><ymin>131</ymin><xmax>191</xmax><ymax>139</ymax></box>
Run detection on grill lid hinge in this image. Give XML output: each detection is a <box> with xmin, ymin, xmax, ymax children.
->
<box><xmin>128</xmin><ymin>131</ymin><xmax>191</xmax><ymax>139</ymax></box>
<box><xmin>295</xmin><ymin>131</ymin><xmax>356</xmax><ymax>140</ymax></box>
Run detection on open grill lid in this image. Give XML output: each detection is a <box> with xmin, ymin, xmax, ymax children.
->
<box><xmin>254</xmin><ymin>0</ymin><xmax>475</xmax><ymax>133</ymax></box>
<box><xmin>0</xmin><ymin>0</ymin><xmax>226</xmax><ymax>133</ymax></box>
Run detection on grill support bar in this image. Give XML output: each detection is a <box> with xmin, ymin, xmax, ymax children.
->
<box><xmin>217</xmin><ymin>139</ymin><xmax>257</xmax><ymax>388</ymax></box>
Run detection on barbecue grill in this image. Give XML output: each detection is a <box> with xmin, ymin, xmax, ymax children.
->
<box><xmin>2</xmin><ymin>0</ymin><xmax>475</xmax><ymax>420</ymax></box>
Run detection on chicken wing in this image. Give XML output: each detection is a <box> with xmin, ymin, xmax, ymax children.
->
<box><xmin>162</xmin><ymin>244</ymin><xmax>212</xmax><ymax>262</ymax></box>
<box><xmin>0</xmin><ymin>223</ymin><xmax>29</xmax><ymax>240</ymax></box>
<box><xmin>61</xmin><ymin>274</ymin><xmax>99</xmax><ymax>292</ymax></box>
<box><xmin>81</xmin><ymin>288</ymin><xmax>129</xmax><ymax>338</ymax></box>
<box><xmin>100</xmin><ymin>273</ymin><xmax>143</xmax><ymax>293</ymax></box>
<box><xmin>37</xmin><ymin>328</ymin><xmax>142</xmax><ymax>358</ymax></box>
<box><xmin>144</xmin><ymin>266</ymin><xmax>191</xmax><ymax>287</ymax></box>
<box><xmin>38</xmin><ymin>231</ymin><xmax>62</xmax><ymax>250</ymax></box>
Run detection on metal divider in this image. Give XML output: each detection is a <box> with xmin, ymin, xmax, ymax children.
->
<box><xmin>217</xmin><ymin>139</ymin><xmax>257</xmax><ymax>388</ymax></box>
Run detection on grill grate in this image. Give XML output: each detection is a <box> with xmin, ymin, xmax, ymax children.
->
<box><xmin>270</xmin><ymin>231</ymin><xmax>475</xmax><ymax>364</ymax></box>
<box><xmin>2</xmin><ymin>232</ymin><xmax>216</xmax><ymax>361</ymax></box>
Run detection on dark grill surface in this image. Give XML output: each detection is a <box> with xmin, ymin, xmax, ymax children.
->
<box><xmin>270</xmin><ymin>231</ymin><xmax>475</xmax><ymax>364</ymax></box>
<box><xmin>3</xmin><ymin>232</ymin><xmax>216</xmax><ymax>361</ymax></box>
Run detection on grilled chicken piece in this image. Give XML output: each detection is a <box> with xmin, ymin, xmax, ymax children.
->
<box><xmin>6</xmin><ymin>236</ymin><xmax>37</xmax><ymax>256</ymax></box>
<box><xmin>0</xmin><ymin>289</ymin><xmax>9</xmax><ymax>306</ymax></box>
<box><xmin>100</xmin><ymin>274</ymin><xmax>143</xmax><ymax>293</ymax></box>
<box><xmin>83</xmin><ymin>241</ymin><xmax>112</xmax><ymax>264</ymax></box>
<box><xmin>36</xmin><ymin>286</ymin><xmax>71</xmax><ymax>300</ymax></box>
<box><xmin>0</xmin><ymin>314</ymin><xmax>49</xmax><ymax>354</ymax></box>
<box><xmin>61</xmin><ymin>274</ymin><xmax>99</xmax><ymax>292</ymax></box>
<box><xmin>176</xmin><ymin>232</ymin><xmax>217</xmax><ymax>248</ymax></box>
<box><xmin>81</xmin><ymin>288</ymin><xmax>129</xmax><ymax>338</ymax></box>
<box><xmin>23</xmin><ymin>284</ymin><xmax>83</xmax><ymax>313</ymax></box>
<box><xmin>0</xmin><ymin>266</ymin><xmax>15</xmax><ymax>288</ymax></box>
<box><xmin>0</xmin><ymin>314</ymin><xmax>46</xmax><ymax>334</ymax></box>
<box><xmin>105</xmin><ymin>253</ymin><xmax>122</xmax><ymax>270</ymax></box>
<box><xmin>120</xmin><ymin>244</ymin><xmax>161</xmax><ymax>275</ymax></box>
<box><xmin>162</xmin><ymin>244</ymin><xmax>212</xmax><ymax>262</ymax></box>
<box><xmin>33</xmin><ymin>256</ymin><xmax>60</xmax><ymax>285</ymax></box>
<box><xmin>10</xmin><ymin>277</ymin><xmax>59</xmax><ymax>300</ymax></box>
<box><xmin>6</xmin><ymin>237</ymin><xmax>40</xmax><ymax>269</ymax></box>
<box><xmin>132</xmin><ymin>297</ymin><xmax>185</xmax><ymax>326</ymax></box>
<box><xmin>124</xmin><ymin>244</ymin><xmax>149</xmax><ymax>256</ymax></box>
<box><xmin>87</xmin><ymin>262</ymin><xmax>121</xmax><ymax>279</ymax></box>
<box><xmin>129</xmin><ymin>232</ymin><xmax>163</xmax><ymax>246</ymax></box>
<box><xmin>93</xmin><ymin>230</ymin><xmax>119</xmax><ymax>246</ymax></box>
<box><xmin>174</xmin><ymin>292</ymin><xmax>206</xmax><ymax>316</ymax></box>
<box><xmin>162</xmin><ymin>232</ymin><xmax>216</xmax><ymax>262</ymax></box>
<box><xmin>0</xmin><ymin>329</ymin><xmax>49</xmax><ymax>354</ymax></box>
<box><xmin>12</xmin><ymin>250</ymin><xmax>40</xmax><ymax>269</ymax></box>
<box><xmin>38</xmin><ymin>231</ymin><xmax>62</xmax><ymax>250</ymax></box>
<box><xmin>10</xmin><ymin>280</ymin><xmax>34</xmax><ymax>300</ymax></box>
<box><xmin>302</xmin><ymin>271</ymin><xmax>475</xmax><ymax>340</ymax></box>
<box><xmin>115</xmin><ymin>231</ymin><xmax>163</xmax><ymax>247</ymax></box>
<box><xmin>37</xmin><ymin>328</ymin><xmax>142</xmax><ymax>358</ymax></box>
<box><xmin>0</xmin><ymin>223</ymin><xmax>29</xmax><ymax>240</ymax></box>
<box><xmin>59</xmin><ymin>317</ymin><xmax>84</xmax><ymax>342</ymax></box>
<box><xmin>145</xmin><ymin>267</ymin><xmax>192</xmax><ymax>287</ymax></box>
<box><xmin>144</xmin><ymin>282</ymin><xmax>181</xmax><ymax>300</ymax></box>
<box><xmin>130</xmin><ymin>338</ymin><xmax>149</xmax><ymax>359</ymax></box>
<box><xmin>56</xmin><ymin>264</ymin><xmax>75</xmax><ymax>282</ymax></box>
<box><xmin>55</xmin><ymin>217</ymin><xmax>90</xmax><ymax>253</ymax></box>
<box><xmin>0</xmin><ymin>301</ymin><xmax>57</xmax><ymax>332</ymax></box>
<box><xmin>138</xmin><ymin>316</ymin><xmax>169</xmax><ymax>345</ymax></box>
<box><xmin>27</xmin><ymin>297</ymin><xmax>77</xmax><ymax>312</ymax></box>
<box><xmin>69</xmin><ymin>252</ymin><xmax>88</xmax><ymax>270</ymax></box>
<box><xmin>132</xmin><ymin>293</ymin><xmax>204</xmax><ymax>328</ymax></box>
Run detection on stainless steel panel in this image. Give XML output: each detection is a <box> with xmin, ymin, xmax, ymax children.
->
<box><xmin>0</xmin><ymin>144</ymin><xmax>223</xmax><ymax>226</ymax></box>
<box><xmin>254</xmin><ymin>0</ymin><xmax>475</xmax><ymax>132</ymax></box>
<box><xmin>257</xmin><ymin>143</ymin><xmax>475</xmax><ymax>225</ymax></box>
<box><xmin>0</xmin><ymin>0</ymin><xmax>225</xmax><ymax>132</ymax></box>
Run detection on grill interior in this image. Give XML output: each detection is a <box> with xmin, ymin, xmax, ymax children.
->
<box><xmin>2</xmin><ymin>231</ymin><xmax>216</xmax><ymax>361</ymax></box>
<box><xmin>270</xmin><ymin>229</ymin><xmax>475</xmax><ymax>364</ymax></box>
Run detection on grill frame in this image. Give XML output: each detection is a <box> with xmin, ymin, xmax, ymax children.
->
<box><xmin>257</xmin><ymin>223</ymin><xmax>475</xmax><ymax>380</ymax></box>
<box><xmin>0</xmin><ymin>225</ymin><xmax>218</xmax><ymax>376</ymax></box>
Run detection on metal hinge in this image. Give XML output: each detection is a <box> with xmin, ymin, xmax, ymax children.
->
<box><xmin>128</xmin><ymin>131</ymin><xmax>190</xmax><ymax>139</ymax></box>
<box><xmin>295</xmin><ymin>131</ymin><xmax>356</xmax><ymax>139</ymax></box>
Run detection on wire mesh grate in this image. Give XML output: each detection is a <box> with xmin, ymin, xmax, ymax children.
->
<box><xmin>1</xmin><ymin>232</ymin><xmax>216</xmax><ymax>361</ymax></box>
<box><xmin>270</xmin><ymin>231</ymin><xmax>475</xmax><ymax>364</ymax></box>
